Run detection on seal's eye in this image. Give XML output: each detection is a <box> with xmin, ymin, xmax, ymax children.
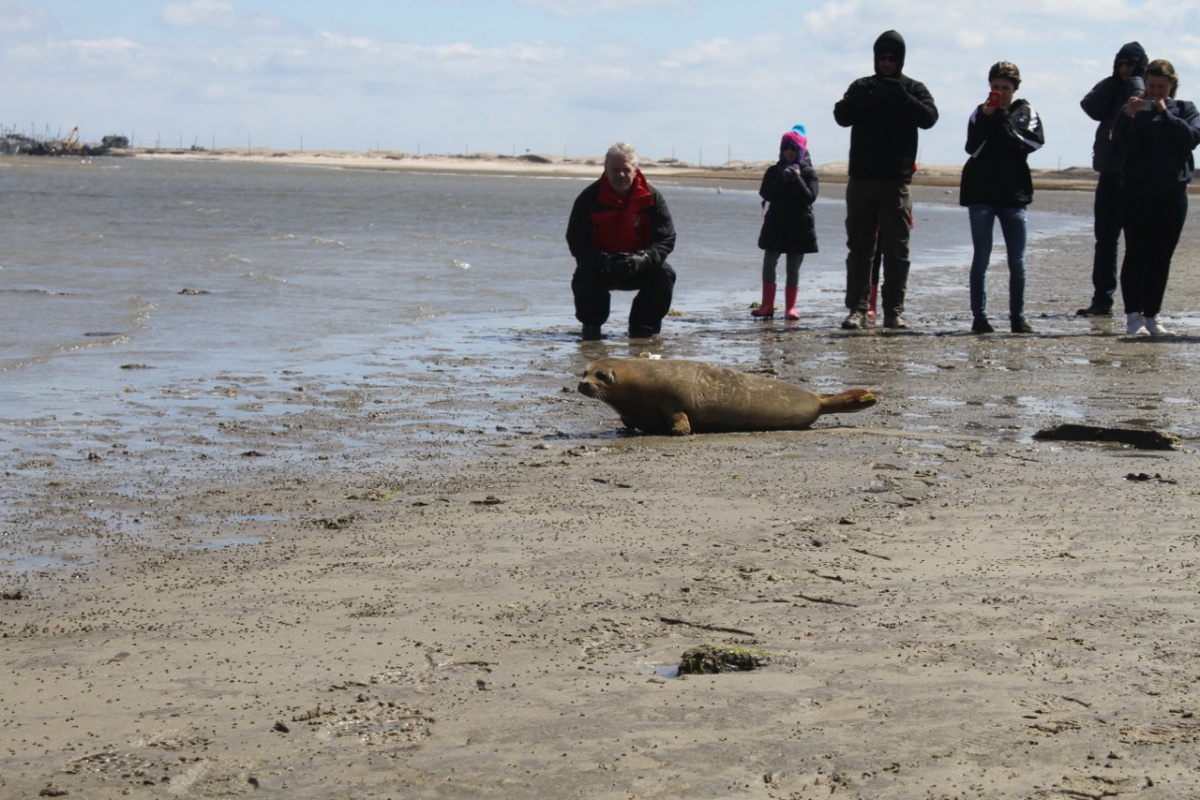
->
<box><xmin>597</xmin><ymin>370</ymin><xmax>613</xmax><ymax>385</ymax></box>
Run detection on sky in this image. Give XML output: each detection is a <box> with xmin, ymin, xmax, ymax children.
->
<box><xmin>3</xmin><ymin>0</ymin><xmax>1199</xmax><ymax>169</ymax></box>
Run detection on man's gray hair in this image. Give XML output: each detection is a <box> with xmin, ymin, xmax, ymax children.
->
<box><xmin>604</xmin><ymin>141</ymin><xmax>639</xmax><ymax>167</ymax></box>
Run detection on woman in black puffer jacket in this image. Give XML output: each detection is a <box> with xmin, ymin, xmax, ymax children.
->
<box><xmin>1111</xmin><ymin>58</ymin><xmax>1200</xmax><ymax>336</ymax></box>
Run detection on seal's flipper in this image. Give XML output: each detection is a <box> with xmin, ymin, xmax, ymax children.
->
<box><xmin>669</xmin><ymin>412</ymin><xmax>692</xmax><ymax>436</ymax></box>
<box><xmin>817</xmin><ymin>389</ymin><xmax>877</xmax><ymax>416</ymax></box>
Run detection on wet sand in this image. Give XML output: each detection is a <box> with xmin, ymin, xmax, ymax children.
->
<box><xmin>4</xmin><ymin>158</ymin><xmax>1200</xmax><ymax>799</ymax></box>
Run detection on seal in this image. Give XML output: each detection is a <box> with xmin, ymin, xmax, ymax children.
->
<box><xmin>577</xmin><ymin>357</ymin><xmax>876</xmax><ymax>435</ymax></box>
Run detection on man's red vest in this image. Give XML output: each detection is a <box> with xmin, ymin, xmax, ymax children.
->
<box><xmin>591</xmin><ymin>170</ymin><xmax>655</xmax><ymax>253</ymax></box>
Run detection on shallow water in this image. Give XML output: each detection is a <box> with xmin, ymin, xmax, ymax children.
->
<box><xmin>0</xmin><ymin>157</ymin><xmax>1088</xmax><ymax>415</ymax></box>
<box><xmin>1</xmin><ymin>156</ymin><xmax>1121</xmax><ymax>568</ymax></box>
<box><xmin>0</xmin><ymin>162</ymin><xmax>1099</xmax><ymax>439</ymax></box>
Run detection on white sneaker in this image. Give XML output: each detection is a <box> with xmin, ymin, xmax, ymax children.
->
<box><xmin>1144</xmin><ymin>316</ymin><xmax>1172</xmax><ymax>336</ymax></box>
<box><xmin>1126</xmin><ymin>312</ymin><xmax>1147</xmax><ymax>335</ymax></box>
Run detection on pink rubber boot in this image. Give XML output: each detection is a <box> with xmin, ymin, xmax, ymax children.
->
<box><xmin>751</xmin><ymin>284</ymin><xmax>776</xmax><ymax>318</ymax></box>
<box><xmin>784</xmin><ymin>286</ymin><xmax>800</xmax><ymax>320</ymax></box>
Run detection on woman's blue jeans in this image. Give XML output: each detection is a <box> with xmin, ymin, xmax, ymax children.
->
<box><xmin>968</xmin><ymin>204</ymin><xmax>1027</xmax><ymax>320</ymax></box>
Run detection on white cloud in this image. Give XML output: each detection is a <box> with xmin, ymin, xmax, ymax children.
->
<box><xmin>1171</xmin><ymin>34</ymin><xmax>1200</xmax><ymax>70</ymax></box>
<box><xmin>520</xmin><ymin>0</ymin><xmax>690</xmax><ymax>16</ymax></box>
<box><xmin>659</xmin><ymin>34</ymin><xmax>781</xmax><ymax>71</ymax></box>
<box><xmin>307</xmin><ymin>32</ymin><xmax>568</xmax><ymax>92</ymax></box>
<box><xmin>0</xmin><ymin>0</ymin><xmax>43</xmax><ymax>34</ymax></box>
<box><xmin>801</xmin><ymin>0</ymin><xmax>861</xmax><ymax>34</ymax></box>
<box><xmin>159</xmin><ymin>0</ymin><xmax>284</xmax><ymax>32</ymax></box>
<box><xmin>160</xmin><ymin>0</ymin><xmax>237</xmax><ymax>28</ymax></box>
<box><xmin>66</xmin><ymin>36</ymin><xmax>144</xmax><ymax>59</ymax></box>
<box><xmin>969</xmin><ymin>0</ymin><xmax>1133</xmax><ymax>22</ymax></box>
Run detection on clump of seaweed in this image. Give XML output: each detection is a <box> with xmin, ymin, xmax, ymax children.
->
<box><xmin>677</xmin><ymin>645</ymin><xmax>772</xmax><ymax>675</ymax></box>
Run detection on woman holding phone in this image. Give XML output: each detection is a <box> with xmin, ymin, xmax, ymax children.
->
<box><xmin>959</xmin><ymin>61</ymin><xmax>1045</xmax><ymax>334</ymax></box>
<box><xmin>1111</xmin><ymin>58</ymin><xmax>1200</xmax><ymax>336</ymax></box>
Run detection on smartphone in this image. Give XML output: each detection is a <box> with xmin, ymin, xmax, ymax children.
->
<box><xmin>985</xmin><ymin>91</ymin><xmax>1002</xmax><ymax>108</ymax></box>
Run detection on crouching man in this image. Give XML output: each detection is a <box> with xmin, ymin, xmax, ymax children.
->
<box><xmin>566</xmin><ymin>141</ymin><xmax>677</xmax><ymax>340</ymax></box>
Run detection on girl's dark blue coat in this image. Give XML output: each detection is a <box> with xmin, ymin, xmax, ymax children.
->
<box><xmin>757</xmin><ymin>155</ymin><xmax>819</xmax><ymax>255</ymax></box>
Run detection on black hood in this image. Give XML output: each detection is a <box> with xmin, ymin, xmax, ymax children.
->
<box><xmin>873</xmin><ymin>30</ymin><xmax>906</xmax><ymax>75</ymax></box>
<box><xmin>1114</xmin><ymin>41</ymin><xmax>1148</xmax><ymax>77</ymax></box>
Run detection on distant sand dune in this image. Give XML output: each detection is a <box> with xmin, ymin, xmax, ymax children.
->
<box><xmin>127</xmin><ymin>147</ymin><xmax>1112</xmax><ymax>191</ymax></box>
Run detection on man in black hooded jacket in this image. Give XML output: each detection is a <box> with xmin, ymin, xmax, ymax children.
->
<box><xmin>1076</xmin><ymin>42</ymin><xmax>1148</xmax><ymax>317</ymax></box>
<box><xmin>834</xmin><ymin>30</ymin><xmax>938</xmax><ymax>330</ymax></box>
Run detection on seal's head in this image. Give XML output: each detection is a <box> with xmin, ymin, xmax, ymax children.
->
<box><xmin>577</xmin><ymin>362</ymin><xmax>617</xmax><ymax>400</ymax></box>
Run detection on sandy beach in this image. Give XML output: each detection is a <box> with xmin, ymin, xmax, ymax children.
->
<box><xmin>4</xmin><ymin>151</ymin><xmax>1200</xmax><ymax>799</ymax></box>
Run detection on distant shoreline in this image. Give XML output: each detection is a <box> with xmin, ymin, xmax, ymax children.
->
<box><xmin>11</xmin><ymin>145</ymin><xmax>1195</xmax><ymax>192</ymax></box>
<box><xmin>116</xmin><ymin>147</ymin><xmax>1106</xmax><ymax>191</ymax></box>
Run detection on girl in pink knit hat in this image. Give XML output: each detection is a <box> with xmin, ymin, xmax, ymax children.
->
<box><xmin>752</xmin><ymin>124</ymin><xmax>820</xmax><ymax>320</ymax></box>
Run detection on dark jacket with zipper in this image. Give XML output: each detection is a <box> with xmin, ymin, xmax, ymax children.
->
<box><xmin>959</xmin><ymin>98</ymin><xmax>1045</xmax><ymax>207</ymax></box>
<box><xmin>833</xmin><ymin>30</ymin><xmax>939</xmax><ymax>183</ymax></box>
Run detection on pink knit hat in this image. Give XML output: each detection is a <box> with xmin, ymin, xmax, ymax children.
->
<box><xmin>780</xmin><ymin>124</ymin><xmax>808</xmax><ymax>159</ymax></box>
